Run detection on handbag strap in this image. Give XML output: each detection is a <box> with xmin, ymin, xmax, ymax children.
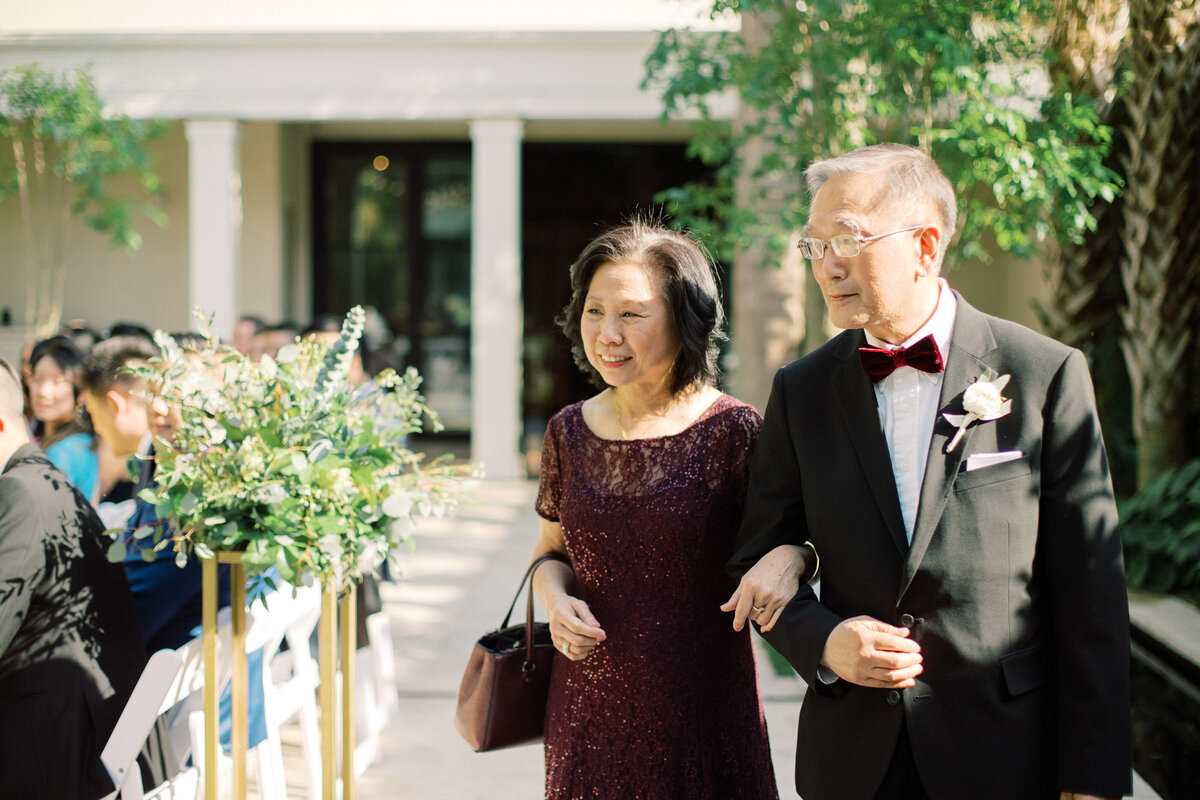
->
<box><xmin>500</xmin><ymin>551</ymin><xmax>570</xmax><ymax>674</ymax></box>
<box><xmin>500</xmin><ymin>550</ymin><xmax>570</xmax><ymax>629</ymax></box>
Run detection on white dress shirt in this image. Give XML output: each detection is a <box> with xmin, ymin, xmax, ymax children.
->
<box><xmin>863</xmin><ymin>280</ymin><xmax>957</xmax><ymax>542</ymax></box>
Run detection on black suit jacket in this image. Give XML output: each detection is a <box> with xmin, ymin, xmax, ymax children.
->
<box><xmin>730</xmin><ymin>295</ymin><xmax>1131</xmax><ymax>800</ymax></box>
<box><xmin>0</xmin><ymin>444</ymin><xmax>148</xmax><ymax>798</ymax></box>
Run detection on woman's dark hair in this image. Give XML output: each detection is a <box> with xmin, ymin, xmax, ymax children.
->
<box><xmin>28</xmin><ymin>335</ymin><xmax>92</xmax><ymax>447</ymax></box>
<box><xmin>557</xmin><ymin>220</ymin><xmax>726</xmax><ymax>395</ymax></box>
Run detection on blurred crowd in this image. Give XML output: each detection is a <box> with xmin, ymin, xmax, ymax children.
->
<box><xmin>1</xmin><ymin>311</ymin><xmax>388</xmax><ymax>795</ymax></box>
<box><xmin>20</xmin><ymin>313</ymin><xmax>378</xmax><ymax>518</ymax></box>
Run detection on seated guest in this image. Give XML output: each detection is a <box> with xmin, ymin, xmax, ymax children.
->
<box><xmin>129</xmin><ymin>336</ymin><xmax>269</xmax><ymax>755</ymax></box>
<box><xmin>106</xmin><ymin>321</ymin><xmax>155</xmax><ymax>343</ymax></box>
<box><xmin>84</xmin><ymin>335</ymin><xmax>232</xmax><ymax>651</ymax></box>
<box><xmin>82</xmin><ymin>336</ymin><xmax>157</xmax><ymax>520</ymax></box>
<box><xmin>255</xmin><ymin>321</ymin><xmax>299</xmax><ymax>360</ymax></box>
<box><xmin>28</xmin><ymin>335</ymin><xmax>100</xmax><ymax>503</ymax></box>
<box><xmin>232</xmin><ymin>315</ymin><xmax>266</xmax><ymax>358</ymax></box>
<box><xmin>0</xmin><ymin>357</ymin><xmax>148</xmax><ymax>798</ymax></box>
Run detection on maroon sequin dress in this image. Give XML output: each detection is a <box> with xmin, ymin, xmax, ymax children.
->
<box><xmin>536</xmin><ymin>395</ymin><xmax>779</xmax><ymax>800</ymax></box>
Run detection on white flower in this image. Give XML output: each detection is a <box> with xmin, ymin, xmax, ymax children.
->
<box><xmin>963</xmin><ymin>380</ymin><xmax>1005</xmax><ymax>418</ymax></box>
<box><xmin>318</xmin><ymin>534</ymin><xmax>342</xmax><ymax>563</ymax></box>
<box><xmin>944</xmin><ymin>370</ymin><xmax>1012</xmax><ymax>453</ymax></box>
<box><xmin>355</xmin><ymin>538</ymin><xmax>389</xmax><ymax>575</ymax></box>
<box><xmin>252</xmin><ymin>483</ymin><xmax>288</xmax><ymax>505</ymax></box>
<box><xmin>330</xmin><ymin>468</ymin><xmax>356</xmax><ymax>502</ymax></box>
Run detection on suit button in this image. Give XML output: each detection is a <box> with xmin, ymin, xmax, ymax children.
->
<box><xmin>886</xmin><ymin>690</ymin><xmax>901</xmax><ymax>706</ymax></box>
<box><xmin>900</xmin><ymin>613</ymin><xmax>915</xmax><ymax>628</ymax></box>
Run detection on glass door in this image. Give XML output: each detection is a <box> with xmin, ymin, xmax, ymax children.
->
<box><xmin>313</xmin><ymin>142</ymin><xmax>472</xmax><ymax>433</ymax></box>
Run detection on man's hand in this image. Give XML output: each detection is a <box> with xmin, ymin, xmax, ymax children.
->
<box><xmin>721</xmin><ymin>544</ymin><xmax>810</xmax><ymax>632</ymax></box>
<box><xmin>819</xmin><ymin>615</ymin><xmax>923</xmax><ymax>688</ymax></box>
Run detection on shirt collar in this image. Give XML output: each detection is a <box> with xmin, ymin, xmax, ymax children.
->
<box><xmin>863</xmin><ymin>278</ymin><xmax>957</xmax><ymax>359</ymax></box>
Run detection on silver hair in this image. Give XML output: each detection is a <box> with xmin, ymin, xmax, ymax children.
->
<box><xmin>804</xmin><ymin>144</ymin><xmax>958</xmax><ymax>245</ymax></box>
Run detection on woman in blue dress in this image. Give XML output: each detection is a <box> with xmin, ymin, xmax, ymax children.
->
<box><xmin>28</xmin><ymin>335</ymin><xmax>100</xmax><ymax>503</ymax></box>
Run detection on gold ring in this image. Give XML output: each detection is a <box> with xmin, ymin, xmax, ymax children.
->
<box><xmin>752</xmin><ymin>606</ymin><xmax>765</xmax><ymax>614</ymax></box>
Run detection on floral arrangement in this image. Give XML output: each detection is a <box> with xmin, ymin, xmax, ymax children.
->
<box><xmin>943</xmin><ymin>368</ymin><xmax>1012</xmax><ymax>453</ymax></box>
<box><xmin>110</xmin><ymin>306</ymin><xmax>474</xmax><ymax>590</ymax></box>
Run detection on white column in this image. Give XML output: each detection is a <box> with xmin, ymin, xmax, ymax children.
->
<box><xmin>470</xmin><ymin>119</ymin><xmax>524</xmax><ymax>480</ymax></box>
<box><xmin>185</xmin><ymin>120</ymin><xmax>242</xmax><ymax>341</ymax></box>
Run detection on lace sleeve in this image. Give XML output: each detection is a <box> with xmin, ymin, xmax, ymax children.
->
<box><xmin>725</xmin><ymin>404</ymin><xmax>763</xmax><ymax>508</ymax></box>
<box><xmin>536</xmin><ymin>412</ymin><xmax>564</xmax><ymax>521</ymax></box>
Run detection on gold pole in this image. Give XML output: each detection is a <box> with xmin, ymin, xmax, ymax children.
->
<box><xmin>340</xmin><ymin>583</ymin><xmax>357</xmax><ymax>800</ymax></box>
<box><xmin>319</xmin><ymin>579</ymin><xmax>339</xmax><ymax>800</ymax></box>
<box><xmin>229</xmin><ymin>557</ymin><xmax>247</xmax><ymax>800</ymax></box>
<box><xmin>202</xmin><ymin>556</ymin><xmax>219</xmax><ymax>800</ymax></box>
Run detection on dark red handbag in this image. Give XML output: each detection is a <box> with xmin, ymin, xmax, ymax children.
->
<box><xmin>453</xmin><ymin>551</ymin><xmax>570</xmax><ymax>752</ymax></box>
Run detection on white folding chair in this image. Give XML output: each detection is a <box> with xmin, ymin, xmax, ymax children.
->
<box><xmin>101</xmin><ymin>649</ymin><xmax>185</xmax><ymax>799</ymax></box>
<box><xmin>102</xmin><ymin>606</ymin><xmax>235</xmax><ymax>800</ymax></box>
<box><xmin>246</xmin><ymin>582</ymin><xmax>323</xmax><ymax>800</ymax></box>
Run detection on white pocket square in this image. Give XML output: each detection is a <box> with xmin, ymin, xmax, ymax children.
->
<box><xmin>965</xmin><ymin>450</ymin><xmax>1023</xmax><ymax>472</ymax></box>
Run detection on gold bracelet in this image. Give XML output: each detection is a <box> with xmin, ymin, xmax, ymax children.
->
<box><xmin>804</xmin><ymin>540</ymin><xmax>821</xmax><ymax>585</ymax></box>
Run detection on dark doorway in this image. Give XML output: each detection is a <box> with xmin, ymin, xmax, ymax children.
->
<box><xmin>312</xmin><ymin>142</ymin><xmax>472</xmax><ymax>435</ymax></box>
<box><xmin>521</xmin><ymin>141</ymin><xmax>713</xmax><ymax>461</ymax></box>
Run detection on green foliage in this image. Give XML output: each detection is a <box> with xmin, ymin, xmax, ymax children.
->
<box><xmin>1121</xmin><ymin>459</ymin><xmax>1200</xmax><ymax>605</ymax></box>
<box><xmin>643</xmin><ymin>0</ymin><xmax>1121</xmax><ymax>264</ymax></box>
<box><xmin>108</xmin><ymin>307</ymin><xmax>476</xmax><ymax>590</ymax></box>
<box><xmin>0</xmin><ymin>63</ymin><xmax>168</xmax><ymax>250</ymax></box>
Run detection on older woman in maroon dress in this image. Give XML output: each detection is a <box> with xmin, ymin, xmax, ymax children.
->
<box><xmin>531</xmin><ymin>222</ymin><xmax>809</xmax><ymax>799</ymax></box>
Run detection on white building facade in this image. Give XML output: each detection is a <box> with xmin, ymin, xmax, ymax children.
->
<box><xmin>0</xmin><ymin>1</ymin><xmax>734</xmax><ymax>478</ymax></box>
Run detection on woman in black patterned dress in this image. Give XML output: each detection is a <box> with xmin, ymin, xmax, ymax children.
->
<box><xmin>531</xmin><ymin>222</ymin><xmax>810</xmax><ymax>799</ymax></box>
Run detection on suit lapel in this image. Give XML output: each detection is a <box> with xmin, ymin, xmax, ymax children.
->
<box><xmin>830</xmin><ymin>331</ymin><xmax>909</xmax><ymax>555</ymax></box>
<box><xmin>900</xmin><ymin>296</ymin><xmax>998</xmax><ymax>597</ymax></box>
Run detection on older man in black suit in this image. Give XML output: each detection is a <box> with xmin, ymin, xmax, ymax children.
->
<box><xmin>0</xmin><ymin>356</ymin><xmax>148</xmax><ymax>798</ymax></box>
<box><xmin>730</xmin><ymin>144</ymin><xmax>1131</xmax><ymax>800</ymax></box>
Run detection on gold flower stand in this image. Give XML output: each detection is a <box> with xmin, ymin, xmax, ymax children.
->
<box><xmin>203</xmin><ymin>554</ymin><xmax>357</xmax><ymax>800</ymax></box>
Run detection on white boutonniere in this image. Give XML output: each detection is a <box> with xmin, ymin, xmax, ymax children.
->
<box><xmin>943</xmin><ymin>369</ymin><xmax>1012</xmax><ymax>453</ymax></box>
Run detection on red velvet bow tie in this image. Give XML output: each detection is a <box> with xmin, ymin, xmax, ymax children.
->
<box><xmin>858</xmin><ymin>334</ymin><xmax>944</xmax><ymax>382</ymax></box>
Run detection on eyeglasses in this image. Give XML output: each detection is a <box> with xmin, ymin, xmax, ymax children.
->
<box><xmin>796</xmin><ymin>225</ymin><xmax>925</xmax><ymax>261</ymax></box>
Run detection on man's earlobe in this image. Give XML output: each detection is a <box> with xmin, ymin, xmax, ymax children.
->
<box><xmin>917</xmin><ymin>226</ymin><xmax>942</xmax><ymax>274</ymax></box>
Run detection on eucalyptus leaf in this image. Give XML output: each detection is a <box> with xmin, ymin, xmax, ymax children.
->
<box><xmin>107</xmin><ymin>540</ymin><xmax>127</xmax><ymax>563</ymax></box>
<box><xmin>381</xmin><ymin>492</ymin><xmax>413</xmax><ymax>519</ymax></box>
<box><xmin>307</xmin><ymin>439</ymin><xmax>332</xmax><ymax>463</ymax></box>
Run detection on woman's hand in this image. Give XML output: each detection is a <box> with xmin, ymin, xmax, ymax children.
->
<box><xmin>547</xmin><ymin>594</ymin><xmax>606</xmax><ymax>661</ymax></box>
<box><xmin>721</xmin><ymin>544</ymin><xmax>812</xmax><ymax>632</ymax></box>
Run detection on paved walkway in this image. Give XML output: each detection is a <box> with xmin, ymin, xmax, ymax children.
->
<box><xmin>354</xmin><ymin>479</ymin><xmax>1159</xmax><ymax>800</ymax></box>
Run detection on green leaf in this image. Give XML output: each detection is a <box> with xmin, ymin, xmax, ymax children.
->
<box><xmin>307</xmin><ymin>439</ymin><xmax>332</xmax><ymax>463</ymax></box>
<box><xmin>107</xmin><ymin>540</ymin><xmax>128</xmax><ymax>563</ymax></box>
<box><xmin>133</xmin><ymin>524</ymin><xmax>156</xmax><ymax>540</ymax></box>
